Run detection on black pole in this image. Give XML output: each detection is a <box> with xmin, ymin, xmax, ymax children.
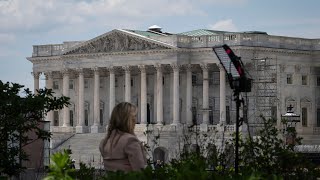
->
<box><xmin>235</xmin><ymin>90</ymin><xmax>240</xmax><ymax>176</ymax></box>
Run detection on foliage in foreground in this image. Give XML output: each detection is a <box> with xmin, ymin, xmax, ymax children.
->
<box><xmin>0</xmin><ymin>81</ymin><xmax>70</xmax><ymax>177</ymax></box>
<box><xmin>44</xmin><ymin>116</ymin><xmax>320</xmax><ymax>180</ymax></box>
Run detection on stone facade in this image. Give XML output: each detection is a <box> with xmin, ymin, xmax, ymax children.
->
<box><xmin>27</xmin><ymin>28</ymin><xmax>320</xmax><ymax>166</ymax></box>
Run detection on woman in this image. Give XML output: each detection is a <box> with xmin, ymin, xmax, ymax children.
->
<box><xmin>99</xmin><ymin>102</ymin><xmax>147</xmax><ymax>172</ymax></box>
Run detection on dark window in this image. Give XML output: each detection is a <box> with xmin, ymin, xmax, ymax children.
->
<box><xmin>53</xmin><ymin>111</ymin><xmax>59</xmax><ymax>126</ymax></box>
<box><xmin>287</xmin><ymin>74</ymin><xmax>293</xmax><ymax>84</ymax></box>
<box><xmin>84</xmin><ymin>79</ymin><xmax>89</xmax><ymax>89</ymax></box>
<box><xmin>115</xmin><ymin>77</ymin><xmax>118</xmax><ymax>87</ymax></box>
<box><xmin>192</xmin><ymin>74</ymin><xmax>197</xmax><ymax>86</ymax></box>
<box><xmin>226</xmin><ymin>106</ymin><xmax>230</xmax><ymax>124</ymax></box>
<box><xmin>70</xmin><ymin>110</ymin><xmax>74</xmax><ymax>126</ymax></box>
<box><xmin>209</xmin><ymin>106</ymin><xmax>213</xmax><ymax>125</ymax></box>
<box><xmin>192</xmin><ymin>107</ymin><xmax>197</xmax><ymax>125</ymax></box>
<box><xmin>271</xmin><ymin>106</ymin><xmax>277</xmax><ymax>119</ymax></box>
<box><xmin>317</xmin><ymin>77</ymin><xmax>320</xmax><ymax>86</ymax></box>
<box><xmin>163</xmin><ymin>77</ymin><xmax>165</xmax><ymax>85</ymax></box>
<box><xmin>131</xmin><ymin>78</ymin><xmax>134</xmax><ymax>87</ymax></box>
<box><xmin>69</xmin><ymin>80</ymin><xmax>74</xmax><ymax>90</ymax></box>
<box><xmin>302</xmin><ymin>75</ymin><xmax>307</xmax><ymax>85</ymax></box>
<box><xmin>100</xmin><ymin>109</ymin><xmax>103</xmax><ymax>126</ymax></box>
<box><xmin>85</xmin><ymin>109</ymin><xmax>89</xmax><ymax>126</ymax></box>
<box><xmin>317</xmin><ymin>108</ymin><xmax>320</xmax><ymax>127</ymax></box>
<box><xmin>100</xmin><ymin>78</ymin><xmax>103</xmax><ymax>88</ymax></box>
<box><xmin>53</xmin><ymin>81</ymin><xmax>59</xmax><ymax>90</ymax></box>
<box><xmin>302</xmin><ymin>107</ymin><xmax>307</xmax><ymax>127</ymax></box>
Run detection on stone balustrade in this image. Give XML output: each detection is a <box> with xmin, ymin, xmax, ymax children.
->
<box><xmin>31</xmin><ymin>33</ymin><xmax>320</xmax><ymax>57</ymax></box>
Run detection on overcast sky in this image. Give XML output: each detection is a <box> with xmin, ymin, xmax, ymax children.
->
<box><xmin>0</xmin><ymin>0</ymin><xmax>319</xmax><ymax>92</ymax></box>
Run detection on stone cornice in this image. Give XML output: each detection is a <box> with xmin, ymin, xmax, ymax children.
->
<box><xmin>26</xmin><ymin>45</ymin><xmax>315</xmax><ymax>63</ymax></box>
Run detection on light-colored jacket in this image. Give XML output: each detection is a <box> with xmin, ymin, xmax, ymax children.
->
<box><xmin>99</xmin><ymin>130</ymin><xmax>147</xmax><ymax>172</ymax></box>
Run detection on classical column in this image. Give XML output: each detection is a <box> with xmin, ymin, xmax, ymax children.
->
<box><xmin>138</xmin><ymin>65</ymin><xmax>147</xmax><ymax>124</ymax></box>
<box><xmin>185</xmin><ymin>64</ymin><xmax>193</xmax><ymax>125</ymax></box>
<box><xmin>171</xmin><ymin>63</ymin><xmax>180</xmax><ymax>125</ymax></box>
<box><xmin>108</xmin><ymin>66</ymin><xmax>115</xmax><ymax>118</ymax></box>
<box><xmin>62</xmin><ymin>69</ymin><xmax>70</xmax><ymax>127</ymax></box>
<box><xmin>32</xmin><ymin>72</ymin><xmax>40</xmax><ymax>95</ymax></box>
<box><xmin>219</xmin><ymin>64</ymin><xmax>226</xmax><ymax>125</ymax></box>
<box><xmin>76</xmin><ymin>68</ymin><xmax>85</xmax><ymax>133</ymax></box>
<box><xmin>201</xmin><ymin>63</ymin><xmax>209</xmax><ymax>125</ymax></box>
<box><xmin>123</xmin><ymin>66</ymin><xmax>131</xmax><ymax>102</ymax></box>
<box><xmin>44</xmin><ymin>72</ymin><xmax>54</xmax><ymax>125</ymax></box>
<box><xmin>91</xmin><ymin>67</ymin><xmax>100</xmax><ymax>133</ymax></box>
<box><xmin>155</xmin><ymin>64</ymin><xmax>163</xmax><ymax>125</ymax></box>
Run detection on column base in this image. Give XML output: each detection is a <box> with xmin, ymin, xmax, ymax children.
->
<box><xmin>90</xmin><ymin>125</ymin><xmax>101</xmax><ymax>133</ymax></box>
<box><xmin>76</xmin><ymin>126</ymin><xmax>89</xmax><ymax>133</ymax></box>
<box><xmin>135</xmin><ymin>124</ymin><xmax>147</xmax><ymax>132</ymax></box>
<box><xmin>200</xmin><ymin>123</ymin><xmax>208</xmax><ymax>132</ymax></box>
<box><xmin>51</xmin><ymin>126</ymin><xmax>74</xmax><ymax>133</ymax></box>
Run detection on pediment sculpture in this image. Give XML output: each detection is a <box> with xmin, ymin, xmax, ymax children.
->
<box><xmin>64</xmin><ymin>31</ymin><xmax>170</xmax><ymax>55</ymax></box>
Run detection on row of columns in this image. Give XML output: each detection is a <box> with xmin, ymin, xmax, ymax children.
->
<box><xmin>33</xmin><ymin>63</ymin><xmax>227</xmax><ymax>133</ymax></box>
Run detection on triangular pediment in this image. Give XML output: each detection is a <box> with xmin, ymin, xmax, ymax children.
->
<box><xmin>64</xmin><ymin>29</ymin><xmax>175</xmax><ymax>55</ymax></box>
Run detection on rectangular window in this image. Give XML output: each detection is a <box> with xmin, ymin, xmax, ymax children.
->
<box><xmin>70</xmin><ymin>110</ymin><xmax>74</xmax><ymax>126</ymax></box>
<box><xmin>192</xmin><ymin>74</ymin><xmax>197</xmax><ymax>86</ymax></box>
<box><xmin>100</xmin><ymin>109</ymin><xmax>103</xmax><ymax>126</ymax></box>
<box><xmin>162</xmin><ymin>77</ymin><xmax>165</xmax><ymax>85</ymax></box>
<box><xmin>53</xmin><ymin>81</ymin><xmax>59</xmax><ymax>90</ymax></box>
<box><xmin>302</xmin><ymin>107</ymin><xmax>308</xmax><ymax>127</ymax></box>
<box><xmin>100</xmin><ymin>78</ymin><xmax>103</xmax><ymax>88</ymax></box>
<box><xmin>317</xmin><ymin>76</ymin><xmax>320</xmax><ymax>86</ymax></box>
<box><xmin>85</xmin><ymin>110</ymin><xmax>89</xmax><ymax>126</ymax></box>
<box><xmin>84</xmin><ymin>79</ymin><xmax>89</xmax><ymax>89</ymax></box>
<box><xmin>192</xmin><ymin>107</ymin><xmax>197</xmax><ymax>125</ymax></box>
<box><xmin>115</xmin><ymin>77</ymin><xmax>118</xmax><ymax>87</ymax></box>
<box><xmin>302</xmin><ymin>75</ymin><xmax>307</xmax><ymax>85</ymax></box>
<box><xmin>209</xmin><ymin>106</ymin><xmax>213</xmax><ymax>125</ymax></box>
<box><xmin>131</xmin><ymin>78</ymin><xmax>134</xmax><ymax>87</ymax></box>
<box><xmin>69</xmin><ymin>80</ymin><xmax>74</xmax><ymax>90</ymax></box>
<box><xmin>271</xmin><ymin>106</ymin><xmax>277</xmax><ymax>119</ymax></box>
<box><xmin>317</xmin><ymin>108</ymin><xmax>320</xmax><ymax>127</ymax></box>
<box><xmin>287</xmin><ymin>74</ymin><xmax>293</xmax><ymax>84</ymax></box>
<box><xmin>226</xmin><ymin>106</ymin><xmax>230</xmax><ymax>124</ymax></box>
<box><xmin>53</xmin><ymin>111</ymin><xmax>59</xmax><ymax>126</ymax></box>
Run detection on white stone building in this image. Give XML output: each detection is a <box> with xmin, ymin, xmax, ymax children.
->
<box><xmin>27</xmin><ymin>26</ymin><xmax>320</xmax><ymax>167</ymax></box>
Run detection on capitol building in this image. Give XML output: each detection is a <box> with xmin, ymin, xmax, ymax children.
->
<box><xmin>27</xmin><ymin>25</ymin><xmax>320</xmax><ymax>167</ymax></box>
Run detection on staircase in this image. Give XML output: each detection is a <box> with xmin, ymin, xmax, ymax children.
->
<box><xmin>52</xmin><ymin>133</ymin><xmax>106</xmax><ymax>169</ymax></box>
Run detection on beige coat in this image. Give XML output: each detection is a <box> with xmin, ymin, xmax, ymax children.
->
<box><xmin>99</xmin><ymin>130</ymin><xmax>147</xmax><ymax>172</ymax></box>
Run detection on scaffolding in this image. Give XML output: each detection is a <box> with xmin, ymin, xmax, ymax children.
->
<box><xmin>251</xmin><ymin>57</ymin><xmax>278</xmax><ymax>126</ymax></box>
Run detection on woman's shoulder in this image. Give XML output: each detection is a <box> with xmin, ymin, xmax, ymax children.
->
<box><xmin>121</xmin><ymin>132</ymin><xmax>138</xmax><ymax>139</ymax></box>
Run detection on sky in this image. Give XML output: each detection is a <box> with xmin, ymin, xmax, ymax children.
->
<box><xmin>0</xmin><ymin>0</ymin><xmax>319</xmax><ymax>92</ymax></box>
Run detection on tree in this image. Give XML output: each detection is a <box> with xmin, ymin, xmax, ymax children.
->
<box><xmin>0</xmin><ymin>81</ymin><xmax>69</xmax><ymax>177</ymax></box>
<box><xmin>237</xmin><ymin>116</ymin><xmax>320</xmax><ymax>179</ymax></box>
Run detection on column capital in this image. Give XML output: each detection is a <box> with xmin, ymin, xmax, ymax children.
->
<box><xmin>76</xmin><ymin>68</ymin><xmax>84</xmax><ymax>74</ymax></box>
<box><xmin>107</xmin><ymin>66</ymin><xmax>115</xmax><ymax>73</ymax></box>
<box><xmin>32</xmin><ymin>71</ymin><xmax>41</xmax><ymax>78</ymax></box>
<box><xmin>154</xmin><ymin>64</ymin><xmax>163</xmax><ymax>71</ymax></box>
<box><xmin>138</xmin><ymin>65</ymin><xmax>146</xmax><ymax>73</ymax></box>
<box><xmin>44</xmin><ymin>71</ymin><xmax>53</xmax><ymax>79</ymax></box>
<box><xmin>184</xmin><ymin>64</ymin><xmax>193</xmax><ymax>71</ymax></box>
<box><xmin>92</xmin><ymin>66</ymin><xmax>100</xmax><ymax>72</ymax></box>
<box><xmin>61</xmin><ymin>69</ymin><xmax>70</xmax><ymax>76</ymax></box>
<box><xmin>122</xmin><ymin>65</ymin><xmax>131</xmax><ymax>72</ymax></box>
<box><xmin>170</xmin><ymin>63</ymin><xmax>181</xmax><ymax>72</ymax></box>
<box><xmin>218</xmin><ymin>63</ymin><xmax>225</xmax><ymax>71</ymax></box>
<box><xmin>200</xmin><ymin>63</ymin><xmax>209</xmax><ymax>71</ymax></box>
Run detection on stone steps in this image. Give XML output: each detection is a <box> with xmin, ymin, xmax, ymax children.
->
<box><xmin>52</xmin><ymin>133</ymin><xmax>106</xmax><ymax>169</ymax></box>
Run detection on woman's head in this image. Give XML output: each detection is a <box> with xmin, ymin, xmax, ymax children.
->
<box><xmin>108</xmin><ymin>102</ymin><xmax>137</xmax><ymax>134</ymax></box>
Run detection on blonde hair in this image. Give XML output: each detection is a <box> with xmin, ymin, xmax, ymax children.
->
<box><xmin>100</xmin><ymin>102</ymin><xmax>137</xmax><ymax>150</ymax></box>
